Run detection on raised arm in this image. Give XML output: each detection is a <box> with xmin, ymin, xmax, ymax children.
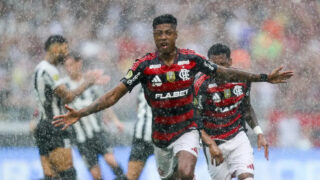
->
<box><xmin>53</xmin><ymin>82</ymin><xmax>128</xmax><ymax>130</ymax></box>
<box><xmin>215</xmin><ymin>66</ymin><xmax>293</xmax><ymax>83</ymax></box>
<box><xmin>54</xmin><ymin>70</ymin><xmax>102</xmax><ymax>103</ymax></box>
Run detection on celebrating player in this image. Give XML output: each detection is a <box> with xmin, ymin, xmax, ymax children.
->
<box><xmin>33</xmin><ymin>35</ymin><xmax>100</xmax><ymax>180</ymax></box>
<box><xmin>194</xmin><ymin>43</ymin><xmax>270</xmax><ymax>180</ymax></box>
<box><xmin>52</xmin><ymin>14</ymin><xmax>292</xmax><ymax>180</ymax></box>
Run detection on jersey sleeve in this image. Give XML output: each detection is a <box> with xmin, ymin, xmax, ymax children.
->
<box><xmin>120</xmin><ymin>58</ymin><xmax>146</xmax><ymax>92</ymax></box>
<box><xmin>43</xmin><ymin>66</ymin><xmax>63</xmax><ymax>90</ymax></box>
<box><xmin>193</xmin><ymin>53</ymin><xmax>218</xmax><ymax>76</ymax></box>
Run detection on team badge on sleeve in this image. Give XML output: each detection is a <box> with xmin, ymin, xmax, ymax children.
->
<box><xmin>53</xmin><ymin>74</ymin><xmax>59</xmax><ymax>81</ymax></box>
<box><xmin>166</xmin><ymin>71</ymin><xmax>176</xmax><ymax>82</ymax></box>
<box><xmin>125</xmin><ymin>70</ymin><xmax>133</xmax><ymax>79</ymax></box>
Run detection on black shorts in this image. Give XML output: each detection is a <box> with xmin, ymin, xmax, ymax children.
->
<box><xmin>34</xmin><ymin>120</ymin><xmax>71</xmax><ymax>156</ymax></box>
<box><xmin>129</xmin><ymin>137</ymin><xmax>154</xmax><ymax>162</ymax></box>
<box><xmin>77</xmin><ymin>132</ymin><xmax>112</xmax><ymax>169</ymax></box>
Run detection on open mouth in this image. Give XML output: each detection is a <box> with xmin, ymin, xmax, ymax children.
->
<box><xmin>160</xmin><ymin>42</ymin><xmax>168</xmax><ymax>49</ymax></box>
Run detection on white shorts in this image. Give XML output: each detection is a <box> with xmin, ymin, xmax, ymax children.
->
<box><xmin>204</xmin><ymin>131</ymin><xmax>254</xmax><ymax>180</ymax></box>
<box><xmin>154</xmin><ymin>130</ymin><xmax>201</xmax><ymax>179</ymax></box>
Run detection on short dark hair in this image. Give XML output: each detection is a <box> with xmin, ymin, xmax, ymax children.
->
<box><xmin>152</xmin><ymin>14</ymin><xmax>177</xmax><ymax>29</ymax></box>
<box><xmin>44</xmin><ymin>35</ymin><xmax>67</xmax><ymax>51</ymax></box>
<box><xmin>207</xmin><ymin>43</ymin><xmax>231</xmax><ymax>59</ymax></box>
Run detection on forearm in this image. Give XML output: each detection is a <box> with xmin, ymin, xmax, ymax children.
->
<box><xmin>78</xmin><ymin>83</ymin><xmax>128</xmax><ymax>118</ymax></box>
<box><xmin>244</xmin><ymin>106</ymin><xmax>259</xmax><ymax>129</ymax></box>
<box><xmin>216</xmin><ymin>66</ymin><xmax>264</xmax><ymax>82</ymax></box>
<box><xmin>66</xmin><ymin>81</ymin><xmax>92</xmax><ymax>103</ymax></box>
<box><xmin>201</xmin><ymin>130</ymin><xmax>217</xmax><ymax>146</ymax></box>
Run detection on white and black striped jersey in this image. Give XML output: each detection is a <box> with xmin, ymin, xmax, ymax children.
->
<box><xmin>62</xmin><ymin>77</ymin><xmax>104</xmax><ymax>143</ymax></box>
<box><xmin>134</xmin><ymin>88</ymin><xmax>152</xmax><ymax>142</ymax></box>
<box><xmin>33</xmin><ymin>61</ymin><xmax>64</xmax><ymax>121</ymax></box>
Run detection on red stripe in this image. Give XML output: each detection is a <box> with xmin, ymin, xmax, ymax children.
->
<box><xmin>204</xmin><ymin>107</ymin><xmax>238</xmax><ymax>118</ymax></box>
<box><xmin>132</xmin><ymin>53</ymin><xmax>156</xmax><ymax>71</ymax></box>
<box><xmin>194</xmin><ymin>74</ymin><xmax>210</xmax><ymax>96</ymax></box>
<box><xmin>147</xmin><ymin>79</ymin><xmax>193</xmax><ymax>92</ymax></box>
<box><xmin>152</xmin><ymin>122</ymin><xmax>198</xmax><ymax>141</ymax></box>
<box><xmin>144</xmin><ymin>61</ymin><xmax>197</xmax><ymax>75</ymax></box>
<box><xmin>150</xmin><ymin>94</ymin><xmax>193</xmax><ymax>108</ymax></box>
<box><xmin>207</xmin><ymin>94</ymin><xmax>245</xmax><ymax>107</ymax></box>
<box><xmin>155</xmin><ymin>109</ymin><xmax>194</xmax><ymax>125</ymax></box>
<box><xmin>209</xmin><ymin>124</ymin><xmax>241</xmax><ymax>139</ymax></box>
<box><xmin>204</xmin><ymin>114</ymin><xmax>241</xmax><ymax>128</ymax></box>
<box><xmin>207</xmin><ymin>83</ymin><xmax>247</xmax><ymax>93</ymax></box>
<box><xmin>179</xmin><ymin>49</ymin><xmax>207</xmax><ymax>60</ymax></box>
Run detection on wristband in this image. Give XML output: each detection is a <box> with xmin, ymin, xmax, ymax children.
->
<box><xmin>253</xmin><ymin>126</ymin><xmax>263</xmax><ymax>135</ymax></box>
<box><xmin>260</xmin><ymin>74</ymin><xmax>268</xmax><ymax>82</ymax></box>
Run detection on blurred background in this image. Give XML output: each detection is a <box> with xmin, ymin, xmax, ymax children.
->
<box><xmin>0</xmin><ymin>0</ymin><xmax>320</xmax><ymax>179</ymax></box>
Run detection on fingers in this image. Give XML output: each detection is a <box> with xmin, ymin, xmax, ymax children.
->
<box><xmin>264</xmin><ymin>144</ymin><xmax>269</xmax><ymax>161</ymax></box>
<box><xmin>52</xmin><ymin>120</ymin><xmax>65</xmax><ymax>127</ymax></box>
<box><xmin>53</xmin><ymin>115</ymin><xmax>65</xmax><ymax>120</ymax></box>
<box><xmin>64</xmin><ymin>104</ymin><xmax>74</xmax><ymax>111</ymax></box>
<box><xmin>62</xmin><ymin>124</ymin><xmax>70</xmax><ymax>131</ymax></box>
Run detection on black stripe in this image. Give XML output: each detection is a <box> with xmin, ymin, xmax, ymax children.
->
<box><xmin>202</xmin><ymin>111</ymin><xmax>240</xmax><ymax>125</ymax></box>
<box><xmin>152</xmin><ymin>103</ymin><xmax>193</xmax><ymax>117</ymax></box>
<box><xmin>203</xmin><ymin>119</ymin><xmax>242</xmax><ymax>137</ymax></box>
<box><xmin>153</xmin><ymin>118</ymin><xmax>193</xmax><ymax>134</ymax></box>
<box><xmin>34</xmin><ymin>70</ymin><xmax>39</xmax><ymax>91</ymax></box>
<box><xmin>44</xmin><ymin>85</ymin><xmax>54</xmax><ymax>120</ymax></box>
<box><xmin>42</xmin><ymin>71</ymin><xmax>54</xmax><ymax>85</ymax></box>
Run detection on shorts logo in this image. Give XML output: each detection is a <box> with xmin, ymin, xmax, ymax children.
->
<box><xmin>191</xmin><ymin>147</ymin><xmax>198</xmax><ymax>155</ymax></box>
<box><xmin>233</xmin><ymin>85</ymin><xmax>243</xmax><ymax>96</ymax></box>
<box><xmin>166</xmin><ymin>71</ymin><xmax>176</xmax><ymax>82</ymax></box>
<box><xmin>247</xmin><ymin>164</ymin><xmax>254</xmax><ymax>170</ymax></box>
<box><xmin>152</xmin><ymin>75</ymin><xmax>162</xmax><ymax>86</ymax></box>
<box><xmin>125</xmin><ymin>70</ymin><xmax>133</xmax><ymax>79</ymax></box>
<box><xmin>179</xmin><ymin>69</ymin><xmax>190</xmax><ymax>81</ymax></box>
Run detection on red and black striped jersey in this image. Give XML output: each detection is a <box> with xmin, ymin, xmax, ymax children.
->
<box><xmin>121</xmin><ymin>48</ymin><xmax>217</xmax><ymax>148</ymax></box>
<box><xmin>194</xmin><ymin>72</ymin><xmax>251</xmax><ymax>141</ymax></box>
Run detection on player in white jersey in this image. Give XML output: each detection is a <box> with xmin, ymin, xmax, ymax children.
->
<box><xmin>63</xmin><ymin>53</ymin><xmax>126</xmax><ymax>180</ymax></box>
<box><xmin>33</xmin><ymin>35</ymin><xmax>101</xmax><ymax>180</ymax></box>
<box><xmin>126</xmin><ymin>87</ymin><xmax>154</xmax><ymax>180</ymax></box>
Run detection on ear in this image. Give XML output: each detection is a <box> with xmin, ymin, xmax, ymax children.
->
<box><xmin>228</xmin><ymin>58</ymin><xmax>233</xmax><ymax>66</ymax></box>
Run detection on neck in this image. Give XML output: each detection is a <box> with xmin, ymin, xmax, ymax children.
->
<box><xmin>158</xmin><ymin>48</ymin><xmax>176</xmax><ymax>66</ymax></box>
<box><xmin>45</xmin><ymin>54</ymin><xmax>57</xmax><ymax>65</ymax></box>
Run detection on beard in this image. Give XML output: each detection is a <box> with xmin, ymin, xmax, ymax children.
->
<box><xmin>56</xmin><ymin>54</ymin><xmax>65</xmax><ymax>65</ymax></box>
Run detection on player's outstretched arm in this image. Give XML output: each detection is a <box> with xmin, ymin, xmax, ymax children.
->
<box><xmin>55</xmin><ymin>70</ymin><xmax>102</xmax><ymax>103</ymax></box>
<box><xmin>52</xmin><ymin>82</ymin><xmax>128</xmax><ymax>130</ymax></box>
<box><xmin>215</xmin><ymin>66</ymin><xmax>293</xmax><ymax>83</ymax></box>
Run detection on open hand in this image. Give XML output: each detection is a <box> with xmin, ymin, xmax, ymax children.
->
<box><xmin>257</xmin><ymin>134</ymin><xmax>269</xmax><ymax>160</ymax></box>
<box><xmin>268</xmin><ymin>66</ymin><xmax>294</xmax><ymax>84</ymax></box>
<box><xmin>209</xmin><ymin>144</ymin><xmax>224</xmax><ymax>166</ymax></box>
<box><xmin>52</xmin><ymin>105</ymin><xmax>81</xmax><ymax>130</ymax></box>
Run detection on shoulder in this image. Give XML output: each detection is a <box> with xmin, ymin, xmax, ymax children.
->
<box><xmin>132</xmin><ymin>52</ymin><xmax>157</xmax><ymax>71</ymax></box>
<box><xmin>194</xmin><ymin>72</ymin><xmax>209</xmax><ymax>95</ymax></box>
<box><xmin>179</xmin><ymin>48</ymin><xmax>207</xmax><ymax>60</ymax></box>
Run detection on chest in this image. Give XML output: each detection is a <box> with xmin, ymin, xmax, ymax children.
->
<box><xmin>206</xmin><ymin>83</ymin><xmax>247</xmax><ymax>103</ymax></box>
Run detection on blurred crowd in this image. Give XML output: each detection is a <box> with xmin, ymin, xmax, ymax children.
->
<box><xmin>0</xmin><ymin>0</ymin><xmax>319</xmax><ymax>148</ymax></box>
